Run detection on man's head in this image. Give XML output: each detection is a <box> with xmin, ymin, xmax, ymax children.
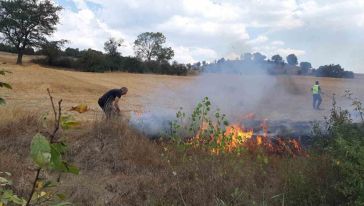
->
<box><xmin>315</xmin><ymin>80</ymin><xmax>319</xmax><ymax>85</ymax></box>
<box><xmin>120</xmin><ymin>87</ymin><xmax>128</xmax><ymax>95</ymax></box>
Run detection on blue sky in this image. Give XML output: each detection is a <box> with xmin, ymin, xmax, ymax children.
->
<box><xmin>54</xmin><ymin>0</ymin><xmax>364</xmax><ymax>73</ymax></box>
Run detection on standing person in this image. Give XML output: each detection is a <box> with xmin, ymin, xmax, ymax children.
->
<box><xmin>311</xmin><ymin>81</ymin><xmax>322</xmax><ymax>110</ymax></box>
<box><xmin>98</xmin><ymin>87</ymin><xmax>128</xmax><ymax>119</ymax></box>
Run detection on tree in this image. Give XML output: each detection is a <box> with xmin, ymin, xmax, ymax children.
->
<box><xmin>252</xmin><ymin>52</ymin><xmax>266</xmax><ymax>63</ymax></box>
<box><xmin>156</xmin><ymin>46</ymin><xmax>174</xmax><ymax>62</ymax></box>
<box><xmin>217</xmin><ymin>58</ymin><xmax>226</xmax><ymax>64</ymax></box>
<box><xmin>315</xmin><ymin>64</ymin><xmax>354</xmax><ymax>78</ymax></box>
<box><xmin>40</xmin><ymin>40</ymin><xmax>67</xmax><ymax>65</ymax></box>
<box><xmin>286</xmin><ymin>54</ymin><xmax>298</xmax><ymax>66</ymax></box>
<box><xmin>65</xmin><ymin>47</ymin><xmax>81</xmax><ymax>57</ymax></box>
<box><xmin>133</xmin><ymin>32</ymin><xmax>174</xmax><ymax>62</ymax></box>
<box><xmin>78</xmin><ymin>49</ymin><xmax>106</xmax><ymax>72</ymax></box>
<box><xmin>300</xmin><ymin>61</ymin><xmax>312</xmax><ymax>74</ymax></box>
<box><xmin>271</xmin><ymin>54</ymin><xmax>283</xmax><ymax>64</ymax></box>
<box><xmin>241</xmin><ymin>53</ymin><xmax>252</xmax><ymax>61</ymax></box>
<box><xmin>104</xmin><ymin>37</ymin><xmax>124</xmax><ymax>57</ymax></box>
<box><xmin>0</xmin><ymin>0</ymin><xmax>62</xmax><ymax>64</ymax></box>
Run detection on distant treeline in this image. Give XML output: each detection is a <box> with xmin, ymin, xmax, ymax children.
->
<box><xmin>0</xmin><ymin>43</ymin><xmax>35</xmax><ymax>55</ymax></box>
<box><xmin>33</xmin><ymin>47</ymin><xmax>191</xmax><ymax>75</ymax></box>
<box><xmin>202</xmin><ymin>53</ymin><xmax>355</xmax><ymax>78</ymax></box>
<box><xmin>0</xmin><ymin>42</ymin><xmax>354</xmax><ymax>78</ymax></box>
<box><xmin>27</xmin><ymin>33</ymin><xmax>194</xmax><ymax>75</ymax></box>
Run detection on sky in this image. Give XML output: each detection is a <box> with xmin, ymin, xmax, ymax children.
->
<box><xmin>54</xmin><ymin>0</ymin><xmax>364</xmax><ymax>73</ymax></box>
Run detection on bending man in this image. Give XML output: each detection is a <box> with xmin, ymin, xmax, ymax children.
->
<box><xmin>98</xmin><ymin>87</ymin><xmax>128</xmax><ymax>119</ymax></box>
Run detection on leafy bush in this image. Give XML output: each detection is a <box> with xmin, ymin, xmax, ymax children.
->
<box><xmin>0</xmin><ymin>172</ymin><xmax>26</xmax><ymax>205</ymax></box>
<box><xmin>315</xmin><ymin>64</ymin><xmax>355</xmax><ymax>78</ymax></box>
<box><xmin>64</xmin><ymin>47</ymin><xmax>81</xmax><ymax>58</ymax></box>
<box><xmin>311</xmin><ymin>95</ymin><xmax>364</xmax><ymax>205</ymax></box>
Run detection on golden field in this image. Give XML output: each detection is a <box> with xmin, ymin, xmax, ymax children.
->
<box><xmin>1</xmin><ymin>52</ymin><xmax>363</xmax><ymax>205</ymax></box>
<box><xmin>1</xmin><ymin>51</ymin><xmax>363</xmax><ymax>122</ymax></box>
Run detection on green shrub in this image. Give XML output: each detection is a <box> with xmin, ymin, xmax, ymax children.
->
<box><xmin>312</xmin><ymin>95</ymin><xmax>364</xmax><ymax>205</ymax></box>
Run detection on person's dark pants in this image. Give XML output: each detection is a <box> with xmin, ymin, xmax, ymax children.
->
<box><xmin>98</xmin><ymin>98</ymin><xmax>113</xmax><ymax>119</ymax></box>
<box><xmin>313</xmin><ymin>94</ymin><xmax>322</xmax><ymax>109</ymax></box>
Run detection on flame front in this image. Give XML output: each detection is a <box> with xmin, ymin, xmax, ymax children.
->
<box><xmin>224</xmin><ymin>124</ymin><xmax>254</xmax><ymax>152</ymax></box>
<box><xmin>191</xmin><ymin>115</ymin><xmax>306</xmax><ymax>156</ymax></box>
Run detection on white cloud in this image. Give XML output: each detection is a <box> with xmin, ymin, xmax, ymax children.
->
<box><xmin>271</xmin><ymin>41</ymin><xmax>285</xmax><ymax>46</ymax></box>
<box><xmin>53</xmin><ymin>0</ymin><xmax>364</xmax><ymax>72</ymax></box>
<box><xmin>182</xmin><ymin>0</ymin><xmax>241</xmax><ymax>21</ymax></box>
<box><xmin>277</xmin><ymin>48</ymin><xmax>306</xmax><ymax>57</ymax></box>
<box><xmin>247</xmin><ymin>35</ymin><xmax>269</xmax><ymax>45</ymax></box>
<box><xmin>172</xmin><ymin>46</ymin><xmax>218</xmax><ymax>63</ymax></box>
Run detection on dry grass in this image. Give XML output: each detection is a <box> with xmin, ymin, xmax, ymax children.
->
<box><xmin>0</xmin><ymin>53</ymin><xmax>362</xmax><ymax>205</ymax></box>
<box><xmin>0</xmin><ymin>105</ymin><xmax>345</xmax><ymax>205</ymax></box>
<box><xmin>0</xmin><ymin>108</ymin><xmax>286</xmax><ymax>205</ymax></box>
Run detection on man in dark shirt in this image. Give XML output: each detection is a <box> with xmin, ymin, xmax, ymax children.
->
<box><xmin>98</xmin><ymin>87</ymin><xmax>128</xmax><ymax>119</ymax></box>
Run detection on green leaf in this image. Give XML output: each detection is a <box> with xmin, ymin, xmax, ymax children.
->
<box><xmin>56</xmin><ymin>193</ymin><xmax>66</xmax><ymax>200</ymax></box>
<box><xmin>0</xmin><ymin>177</ymin><xmax>12</xmax><ymax>186</ymax></box>
<box><xmin>52</xmin><ymin>142</ymin><xmax>67</xmax><ymax>154</ymax></box>
<box><xmin>60</xmin><ymin>115</ymin><xmax>80</xmax><ymax>130</ymax></box>
<box><xmin>66</xmin><ymin>165</ymin><xmax>79</xmax><ymax>175</ymax></box>
<box><xmin>50</xmin><ymin>144</ymin><xmax>67</xmax><ymax>172</ymax></box>
<box><xmin>31</xmin><ymin>134</ymin><xmax>51</xmax><ymax>168</ymax></box>
<box><xmin>50</xmin><ymin>143</ymin><xmax>79</xmax><ymax>174</ymax></box>
<box><xmin>9</xmin><ymin>195</ymin><xmax>25</xmax><ymax>205</ymax></box>
<box><xmin>0</xmin><ymin>82</ymin><xmax>12</xmax><ymax>89</ymax></box>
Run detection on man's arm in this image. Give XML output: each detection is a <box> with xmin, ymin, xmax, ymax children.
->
<box><xmin>113</xmin><ymin>97</ymin><xmax>121</xmax><ymax>113</ymax></box>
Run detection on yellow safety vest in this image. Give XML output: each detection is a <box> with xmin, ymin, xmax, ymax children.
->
<box><xmin>312</xmin><ymin>85</ymin><xmax>319</xmax><ymax>94</ymax></box>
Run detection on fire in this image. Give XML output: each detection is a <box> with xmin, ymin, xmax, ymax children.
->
<box><xmin>223</xmin><ymin>124</ymin><xmax>254</xmax><ymax>152</ymax></box>
<box><xmin>191</xmin><ymin>114</ymin><xmax>306</xmax><ymax>156</ymax></box>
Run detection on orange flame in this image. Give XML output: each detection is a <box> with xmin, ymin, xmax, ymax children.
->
<box><xmin>191</xmin><ymin>117</ymin><xmax>306</xmax><ymax>157</ymax></box>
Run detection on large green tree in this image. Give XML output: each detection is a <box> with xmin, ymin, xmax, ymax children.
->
<box><xmin>133</xmin><ymin>32</ymin><xmax>174</xmax><ymax>62</ymax></box>
<box><xmin>300</xmin><ymin>61</ymin><xmax>312</xmax><ymax>74</ymax></box>
<box><xmin>271</xmin><ymin>54</ymin><xmax>283</xmax><ymax>64</ymax></box>
<box><xmin>286</xmin><ymin>53</ymin><xmax>298</xmax><ymax>66</ymax></box>
<box><xmin>0</xmin><ymin>0</ymin><xmax>62</xmax><ymax>64</ymax></box>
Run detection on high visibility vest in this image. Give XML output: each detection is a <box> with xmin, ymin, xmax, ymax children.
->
<box><xmin>312</xmin><ymin>85</ymin><xmax>319</xmax><ymax>94</ymax></box>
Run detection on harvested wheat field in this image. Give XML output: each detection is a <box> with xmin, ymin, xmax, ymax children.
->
<box><xmin>1</xmin><ymin>52</ymin><xmax>363</xmax><ymax>123</ymax></box>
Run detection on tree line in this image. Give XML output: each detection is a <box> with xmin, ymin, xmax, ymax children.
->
<box><xmin>33</xmin><ymin>33</ymin><xmax>189</xmax><ymax>75</ymax></box>
<box><xmin>202</xmin><ymin>52</ymin><xmax>354</xmax><ymax>78</ymax></box>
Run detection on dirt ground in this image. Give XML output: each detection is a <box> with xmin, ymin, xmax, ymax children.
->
<box><xmin>1</xmin><ymin>52</ymin><xmax>363</xmax><ymax>122</ymax></box>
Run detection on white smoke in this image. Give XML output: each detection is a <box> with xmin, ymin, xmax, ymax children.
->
<box><xmin>128</xmin><ymin>63</ymin><xmax>281</xmax><ymax>136</ymax></box>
